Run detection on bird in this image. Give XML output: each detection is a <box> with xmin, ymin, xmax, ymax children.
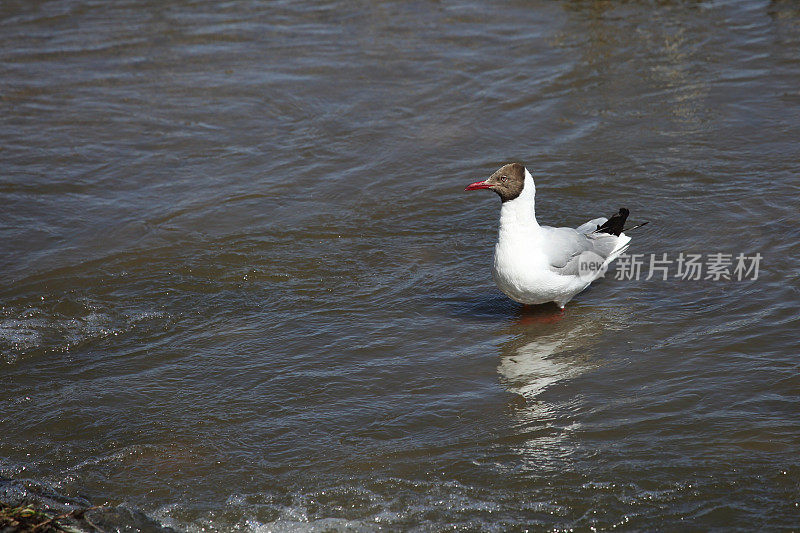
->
<box><xmin>465</xmin><ymin>162</ymin><xmax>645</xmax><ymax>308</ymax></box>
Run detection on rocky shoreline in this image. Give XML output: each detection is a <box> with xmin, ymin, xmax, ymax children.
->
<box><xmin>1</xmin><ymin>501</ymin><xmax>100</xmax><ymax>533</ymax></box>
<box><xmin>0</xmin><ymin>478</ymin><xmax>176</xmax><ymax>533</ymax></box>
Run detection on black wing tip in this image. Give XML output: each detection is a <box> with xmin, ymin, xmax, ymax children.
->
<box><xmin>624</xmin><ymin>220</ymin><xmax>650</xmax><ymax>232</ymax></box>
<box><xmin>595</xmin><ymin>207</ymin><xmax>630</xmax><ymax>237</ymax></box>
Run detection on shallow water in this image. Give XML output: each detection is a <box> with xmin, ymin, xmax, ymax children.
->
<box><xmin>2</xmin><ymin>0</ymin><xmax>799</xmax><ymax>530</ymax></box>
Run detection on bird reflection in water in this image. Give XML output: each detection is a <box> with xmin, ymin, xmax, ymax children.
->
<box><xmin>494</xmin><ymin>306</ymin><xmax>613</xmax><ymax>467</ymax></box>
<box><xmin>498</xmin><ymin>306</ymin><xmax>600</xmax><ymax>401</ymax></box>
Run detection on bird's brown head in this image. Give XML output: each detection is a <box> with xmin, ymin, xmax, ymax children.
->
<box><xmin>464</xmin><ymin>162</ymin><xmax>526</xmax><ymax>202</ymax></box>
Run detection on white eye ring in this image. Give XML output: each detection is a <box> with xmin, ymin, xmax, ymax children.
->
<box><xmin>500</xmin><ymin>176</ymin><xmax>508</xmax><ymax>182</ymax></box>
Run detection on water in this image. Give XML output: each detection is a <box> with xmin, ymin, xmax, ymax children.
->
<box><xmin>2</xmin><ymin>0</ymin><xmax>799</xmax><ymax>530</ymax></box>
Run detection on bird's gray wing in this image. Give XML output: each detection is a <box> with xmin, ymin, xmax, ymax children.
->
<box><xmin>541</xmin><ymin>226</ymin><xmax>620</xmax><ymax>277</ymax></box>
<box><xmin>575</xmin><ymin>217</ymin><xmax>608</xmax><ymax>234</ymax></box>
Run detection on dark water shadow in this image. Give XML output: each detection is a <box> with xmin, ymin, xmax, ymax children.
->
<box><xmin>435</xmin><ymin>291</ymin><xmax>571</xmax><ymax>324</ymax></box>
<box><xmin>434</xmin><ymin>291</ymin><xmax>520</xmax><ymax>321</ymax></box>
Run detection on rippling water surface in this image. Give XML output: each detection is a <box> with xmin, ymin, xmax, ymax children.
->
<box><xmin>2</xmin><ymin>0</ymin><xmax>799</xmax><ymax>530</ymax></box>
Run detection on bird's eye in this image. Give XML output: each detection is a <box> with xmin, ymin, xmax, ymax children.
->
<box><xmin>500</xmin><ymin>176</ymin><xmax>508</xmax><ymax>182</ymax></box>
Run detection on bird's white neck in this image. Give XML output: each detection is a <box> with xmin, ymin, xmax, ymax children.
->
<box><xmin>498</xmin><ymin>170</ymin><xmax>539</xmax><ymax>233</ymax></box>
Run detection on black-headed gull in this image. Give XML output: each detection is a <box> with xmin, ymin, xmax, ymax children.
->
<box><xmin>465</xmin><ymin>162</ymin><xmax>640</xmax><ymax>308</ymax></box>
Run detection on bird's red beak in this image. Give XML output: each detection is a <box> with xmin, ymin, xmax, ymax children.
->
<box><xmin>465</xmin><ymin>180</ymin><xmax>491</xmax><ymax>191</ymax></box>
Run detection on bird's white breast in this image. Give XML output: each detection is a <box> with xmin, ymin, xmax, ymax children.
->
<box><xmin>491</xmin><ymin>231</ymin><xmax>585</xmax><ymax>306</ymax></box>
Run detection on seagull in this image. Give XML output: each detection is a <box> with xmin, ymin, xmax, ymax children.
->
<box><xmin>465</xmin><ymin>162</ymin><xmax>644</xmax><ymax>308</ymax></box>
